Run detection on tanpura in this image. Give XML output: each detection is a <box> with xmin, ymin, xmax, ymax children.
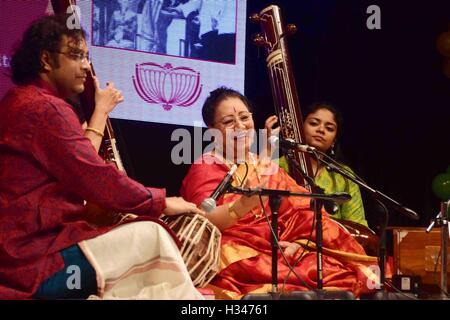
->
<box><xmin>250</xmin><ymin>5</ymin><xmax>378</xmax><ymax>257</ymax></box>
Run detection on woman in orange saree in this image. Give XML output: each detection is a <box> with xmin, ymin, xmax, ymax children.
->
<box><xmin>180</xmin><ymin>87</ymin><xmax>379</xmax><ymax>299</ymax></box>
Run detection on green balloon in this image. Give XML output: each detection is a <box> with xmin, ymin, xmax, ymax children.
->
<box><xmin>432</xmin><ymin>173</ymin><xmax>450</xmax><ymax>200</ymax></box>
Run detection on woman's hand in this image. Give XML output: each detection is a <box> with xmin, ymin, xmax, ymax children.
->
<box><xmin>263</xmin><ymin>115</ymin><xmax>280</xmax><ymax>159</ymax></box>
<box><xmin>93</xmin><ymin>76</ymin><xmax>124</xmax><ymax>115</ymax></box>
<box><xmin>279</xmin><ymin>241</ymin><xmax>301</xmax><ymax>258</ymax></box>
<box><xmin>265</xmin><ymin>115</ymin><xmax>279</xmax><ymax>137</ymax></box>
<box><xmin>163</xmin><ymin>197</ymin><xmax>205</xmax><ymax>217</ymax></box>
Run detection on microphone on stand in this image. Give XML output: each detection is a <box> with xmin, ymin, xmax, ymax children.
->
<box><xmin>268</xmin><ymin>136</ymin><xmax>316</xmax><ymax>153</ymax></box>
<box><xmin>268</xmin><ymin>135</ymin><xmax>351</xmax><ymax>211</ymax></box>
<box><xmin>327</xmin><ymin>192</ymin><xmax>352</xmax><ymax>204</ymax></box>
<box><xmin>200</xmin><ymin>164</ymin><xmax>238</xmax><ymax>212</ymax></box>
<box><xmin>311</xmin><ymin>191</ymin><xmax>352</xmax><ymax>215</ymax></box>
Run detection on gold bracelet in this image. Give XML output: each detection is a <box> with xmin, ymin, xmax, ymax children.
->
<box><xmin>85</xmin><ymin>127</ymin><xmax>104</xmax><ymax>137</ymax></box>
<box><xmin>228</xmin><ymin>202</ymin><xmax>240</xmax><ymax>220</ymax></box>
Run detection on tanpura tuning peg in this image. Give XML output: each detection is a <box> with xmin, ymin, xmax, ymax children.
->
<box><xmin>252</xmin><ymin>34</ymin><xmax>269</xmax><ymax>47</ymax></box>
<box><xmin>285</xmin><ymin>24</ymin><xmax>298</xmax><ymax>36</ymax></box>
<box><xmin>249</xmin><ymin>13</ymin><xmax>261</xmax><ymax>23</ymax></box>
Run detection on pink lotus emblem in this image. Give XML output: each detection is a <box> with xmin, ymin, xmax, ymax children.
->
<box><xmin>132</xmin><ymin>62</ymin><xmax>202</xmax><ymax>111</ymax></box>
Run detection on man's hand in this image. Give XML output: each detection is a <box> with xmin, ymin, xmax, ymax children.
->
<box><xmin>163</xmin><ymin>197</ymin><xmax>205</xmax><ymax>216</ymax></box>
<box><xmin>93</xmin><ymin>76</ymin><xmax>124</xmax><ymax>115</ymax></box>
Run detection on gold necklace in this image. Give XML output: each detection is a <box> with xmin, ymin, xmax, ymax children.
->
<box><xmin>211</xmin><ymin>150</ymin><xmax>265</xmax><ymax>220</ymax></box>
<box><xmin>244</xmin><ymin>154</ymin><xmax>264</xmax><ymax>220</ymax></box>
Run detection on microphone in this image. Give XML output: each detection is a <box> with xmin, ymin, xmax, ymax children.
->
<box><xmin>327</xmin><ymin>192</ymin><xmax>352</xmax><ymax>204</ymax></box>
<box><xmin>311</xmin><ymin>191</ymin><xmax>351</xmax><ymax>215</ymax></box>
<box><xmin>268</xmin><ymin>136</ymin><xmax>316</xmax><ymax>153</ymax></box>
<box><xmin>200</xmin><ymin>164</ymin><xmax>238</xmax><ymax>212</ymax></box>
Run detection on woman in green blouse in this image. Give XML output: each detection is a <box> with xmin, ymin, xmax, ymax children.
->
<box><xmin>271</xmin><ymin>103</ymin><xmax>368</xmax><ymax>227</ymax></box>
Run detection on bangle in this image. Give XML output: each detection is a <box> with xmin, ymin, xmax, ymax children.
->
<box><xmin>228</xmin><ymin>202</ymin><xmax>240</xmax><ymax>220</ymax></box>
<box><xmin>85</xmin><ymin>127</ymin><xmax>104</xmax><ymax>137</ymax></box>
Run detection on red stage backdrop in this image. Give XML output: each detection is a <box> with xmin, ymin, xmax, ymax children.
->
<box><xmin>0</xmin><ymin>0</ymin><xmax>52</xmax><ymax>99</ymax></box>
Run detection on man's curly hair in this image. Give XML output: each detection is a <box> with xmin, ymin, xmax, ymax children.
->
<box><xmin>10</xmin><ymin>14</ymin><xmax>86</xmax><ymax>85</ymax></box>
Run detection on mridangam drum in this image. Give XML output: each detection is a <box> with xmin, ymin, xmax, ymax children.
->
<box><xmin>163</xmin><ymin>214</ymin><xmax>221</xmax><ymax>287</ymax></box>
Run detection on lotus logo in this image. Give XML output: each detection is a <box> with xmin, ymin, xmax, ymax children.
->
<box><xmin>132</xmin><ymin>62</ymin><xmax>202</xmax><ymax>111</ymax></box>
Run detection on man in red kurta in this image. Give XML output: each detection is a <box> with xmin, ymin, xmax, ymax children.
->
<box><xmin>0</xmin><ymin>14</ymin><xmax>203</xmax><ymax>299</ymax></box>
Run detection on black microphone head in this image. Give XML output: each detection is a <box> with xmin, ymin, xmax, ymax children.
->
<box><xmin>275</xmin><ymin>137</ymin><xmax>316</xmax><ymax>153</ymax></box>
<box><xmin>280</xmin><ymin>138</ymin><xmax>296</xmax><ymax>150</ymax></box>
<box><xmin>331</xmin><ymin>192</ymin><xmax>352</xmax><ymax>204</ymax></box>
<box><xmin>324</xmin><ymin>201</ymin><xmax>339</xmax><ymax>215</ymax></box>
<box><xmin>268</xmin><ymin>135</ymin><xmax>279</xmax><ymax>148</ymax></box>
<box><xmin>269</xmin><ymin>136</ymin><xmax>295</xmax><ymax>152</ymax></box>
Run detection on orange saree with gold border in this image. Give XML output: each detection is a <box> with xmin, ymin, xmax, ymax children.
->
<box><xmin>181</xmin><ymin>154</ymin><xmax>379</xmax><ymax>299</ymax></box>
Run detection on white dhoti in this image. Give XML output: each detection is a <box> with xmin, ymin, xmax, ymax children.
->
<box><xmin>79</xmin><ymin>221</ymin><xmax>204</xmax><ymax>300</ymax></box>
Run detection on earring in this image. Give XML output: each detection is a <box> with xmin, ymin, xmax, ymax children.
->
<box><xmin>330</xmin><ymin>144</ymin><xmax>336</xmax><ymax>157</ymax></box>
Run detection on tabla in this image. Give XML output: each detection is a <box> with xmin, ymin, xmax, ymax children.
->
<box><xmin>163</xmin><ymin>214</ymin><xmax>221</xmax><ymax>287</ymax></box>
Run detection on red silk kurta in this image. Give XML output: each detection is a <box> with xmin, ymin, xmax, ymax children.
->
<box><xmin>0</xmin><ymin>81</ymin><xmax>167</xmax><ymax>299</ymax></box>
<box><xmin>181</xmin><ymin>154</ymin><xmax>379</xmax><ymax>298</ymax></box>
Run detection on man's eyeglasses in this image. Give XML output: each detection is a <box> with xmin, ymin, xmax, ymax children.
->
<box><xmin>217</xmin><ymin>112</ymin><xmax>253</xmax><ymax>128</ymax></box>
<box><xmin>53</xmin><ymin>50</ymin><xmax>90</xmax><ymax>64</ymax></box>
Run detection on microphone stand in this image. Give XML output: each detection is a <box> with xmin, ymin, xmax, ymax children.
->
<box><xmin>306</xmin><ymin>148</ymin><xmax>420</xmax><ymax>299</ymax></box>
<box><xmin>283</xmin><ymin>150</ymin><xmax>346</xmax><ymax>296</ymax></box>
<box><xmin>228</xmin><ymin>185</ymin><xmax>351</xmax><ymax>299</ymax></box>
